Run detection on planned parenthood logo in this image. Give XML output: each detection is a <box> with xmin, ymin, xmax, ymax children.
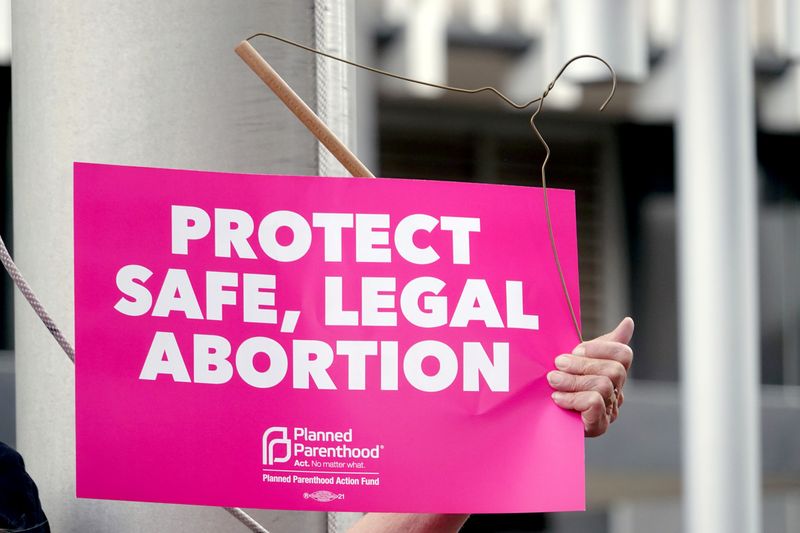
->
<box><xmin>262</xmin><ymin>426</ymin><xmax>383</xmax><ymax>466</ymax></box>
<box><xmin>262</xmin><ymin>427</ymin><xmax>292</xmax><ymax>465</ymax></box>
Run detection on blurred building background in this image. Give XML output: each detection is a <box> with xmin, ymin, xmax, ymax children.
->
<box><xmin>1</xmin><ymin>0</ymin><xmax>799</xmax><ymax>532</ymax></box>
<box><xmin>349</xmin><ymin>1</ymin><xmax>800</xmax><ymax>532</ymax></box>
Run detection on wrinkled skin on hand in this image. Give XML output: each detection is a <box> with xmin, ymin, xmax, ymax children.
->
<box><xmin>547</xmin><ymin>318</ymin><xmax>635</xmax><ymax>437</ymax></box>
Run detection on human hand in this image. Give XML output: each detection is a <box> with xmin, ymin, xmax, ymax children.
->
<box><xmin>546</xmin><ymin>317</ymin><xmax>634</xmax><ymax>437</ymax></box>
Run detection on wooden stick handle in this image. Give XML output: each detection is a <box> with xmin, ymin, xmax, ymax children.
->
<box><xmin>235</xmin><ymin>40</ymin><xmax>375</xmax><ymax>178</ymax></box>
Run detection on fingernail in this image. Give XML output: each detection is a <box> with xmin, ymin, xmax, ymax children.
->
<box><xmin>572</xmin><ymin>345</ymin><xmax>586</xmax><ymax>356</ymax></box>
<box><xmin>547</xmin><ymin>371</ymin><xmax>562</xmax><ymax>385</ymax></box>
<box><xmin>551</xmin><ymin>391</ymin><xmax>565</xmax><ymax>401</ymax></box>
<box><xmin>555</xmin><ymin>355</ymin><xmax>571</xmax><ymax>370</ymax></box>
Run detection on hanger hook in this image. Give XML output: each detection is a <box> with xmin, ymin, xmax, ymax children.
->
<box><xmin>543</xmin><ymin>54</ymin><xmax>617</xmax><ymax>111</ymax></box>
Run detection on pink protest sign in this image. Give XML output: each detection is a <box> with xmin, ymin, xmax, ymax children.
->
<box><xmin>74</xmin><ymin>162</ymin><xmax>583</xmax><ymax>513</ymax></box>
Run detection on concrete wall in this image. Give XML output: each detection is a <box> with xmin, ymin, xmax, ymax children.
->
<box><xmin>12</xmin><ymin>1</ymin><xmax>327</xmax><ymax>531</ymax></box>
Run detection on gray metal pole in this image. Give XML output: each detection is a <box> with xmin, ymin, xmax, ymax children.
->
<box><xmin>677</xmin><ymin>1</ymin><xmax>761</xmax><ymax>533</ymax></box>
<box><xmin>12</xmin><ymin>1</ymin><xmax>327</xmax><ymax>531</ymax></box>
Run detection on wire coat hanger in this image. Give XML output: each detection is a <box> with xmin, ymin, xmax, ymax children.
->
<box><xmin>237</xmin><ymin>32</ymin><xmax>618</xmax><ymax>343</ymax></box>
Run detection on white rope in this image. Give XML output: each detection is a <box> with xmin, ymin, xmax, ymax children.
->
<box><xmin>0</xmin><ymin>236</ymin><xmax>74</xmax><ymax>362</ymax></box>
<box><xmin>223</xmin><ymin>507</ymin><xmax>271</xmax><ymax>533</ymax></box>
<box><xmin>0</xmin><ymin>232</ymin><xmax>270</xmax><ymax>533</ymax></box>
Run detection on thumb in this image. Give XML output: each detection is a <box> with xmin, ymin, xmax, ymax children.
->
<box><xmin>596</xmin><ymin>317</ymin><xmax>634</xmax><ymax>344</ymax></box>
